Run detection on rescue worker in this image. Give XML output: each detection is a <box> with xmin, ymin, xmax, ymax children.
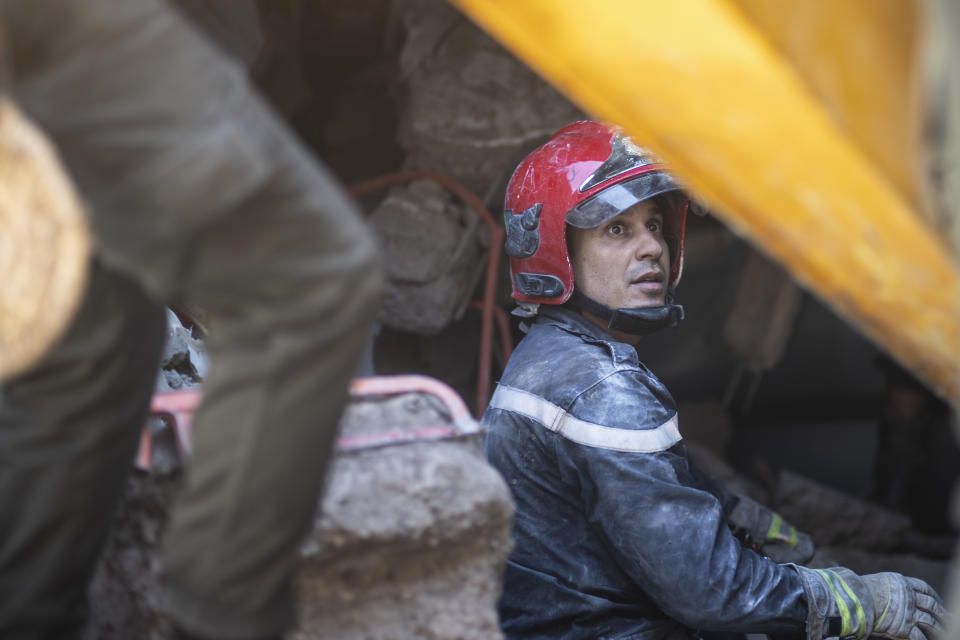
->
<box><xmin>0</xmin><ymin>1</ymin><xmax>380</xmax><ymax>639</ymax></box>
<box><xmin>483</xmin><ymin>121</ymin><xmax>945</xmax><ymax>640</ymax></box>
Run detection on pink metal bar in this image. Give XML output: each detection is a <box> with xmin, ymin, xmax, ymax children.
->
<box><xmin>135</xmin><ymin>375</ymin><xmax>478</xmax><ymax>471</ymax></box>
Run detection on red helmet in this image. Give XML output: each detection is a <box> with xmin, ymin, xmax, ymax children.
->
<box><xmin>504</xmin><ymin>121</ymin><xmax>687</xmax><ymax>306</ymax></box>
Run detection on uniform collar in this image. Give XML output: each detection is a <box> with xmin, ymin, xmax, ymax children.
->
<box><xmin>537</xmin><ymin>306</ymin><xmax>619</xmax><ymax>343</ymax></box>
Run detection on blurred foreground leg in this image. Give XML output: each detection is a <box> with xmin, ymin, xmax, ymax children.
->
<box><xmin>0</xmin><ymin>265</ymin><xmax>166</xmax><ymax>639</ymax></box>
<box><xmin>160</xmin><ymin>155</ymin><xmax>381</xmax><ymax>639</ymax></box>
<box><xmin>5</xmin><ymin>1</ymin><xmax>381</xmax><ymax>636</ymax></box>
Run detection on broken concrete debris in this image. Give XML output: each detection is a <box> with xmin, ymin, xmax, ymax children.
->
<box><xmin>89</xmin><ymin>346</ymin><xmax>514</xmax><ymax>639</ymax></box>
<box><xmin>294</xmin><ymin>393</ymin><xmax>513</xmax><ymax>640</ymax></box>
<box><xmin>370</xmin><ymin>179</ymin><xmax>489</xmax><ymax>335</ymax></box>
<box><xmin>155</xmin><ymin>309</ymin><xmax>207</xmax><ymax>392</ymax></box>
<box><xmin>85</xmin><ymin>471</ymin><xmax>177</xmax><ymax>640</ymax></box>
<box><xmin>774</xmin><ymin>469</ymin><xmax>912</xmax><ymax>553</ymax></box>
<box><xmin>394</xmin><ymin>0</ymin><xmax>584</xmax><ymax>197</ymax></box>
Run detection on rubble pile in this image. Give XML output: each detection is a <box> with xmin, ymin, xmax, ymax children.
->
<box><xmin>295</xmin><ymin>392</ymin><xmax>513</xmax><ymax>640</ymax></box>
<box><xmin>775</xmin><ymin>470</ymin><xmax>953</xmax><ymax>593</ymax></box>
<box><xmin>774</xmin><ymin>469</ymin><xmax>911</xmax><ymax>552</ymax></box>
<box><xmin>155</xmin><ymin>309</ymin><xmax>206</xmax><ymax>393</ymax></box>
<box><xmin>85</xmin><ymin>471</ymin><xmax>176</xmax><ymax>640</ymax></box>
<box><xmin>393</xmin><ymin>0</ymin><xmax>583</xmax><ymax>197</ymax></box>
<box><xmin>370</xmin><ymin>179</ymin><xmax>489</xmax><ymax>335</ymax></box>
<box><xmin>85</xmin><ymin>309</ymin><xmax>201</xmax><ymax>640</ymax></box>
<box><xmin>682</xmin><ymin>410</ymin><xmax>953</xmax><ymax>594</ymax></box>
<box><xmin>87</xmin><ymin>319</ymin><xmax>514</xmax><ymax>639</ymax></box>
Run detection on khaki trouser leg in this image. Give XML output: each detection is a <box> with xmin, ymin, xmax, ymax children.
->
<box><xmin>159</xmin><ymin>166</ymin><xmax>381</xmax><ymax>639</ymax></box>
<box><xmin>3</xmin><ymin>0</ymin><xmax>382</xmax><ymax>637</ymax></box>
<box><xmin>0</xmin><ymin>265</ymin><xmax>167</xmax><ymax>640</ymax></box>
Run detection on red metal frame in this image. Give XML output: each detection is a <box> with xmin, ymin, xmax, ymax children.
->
<box><xmin>135</xmin><ymin>390</ymin><xmax>201</xmax><ymax>470</ymax></box>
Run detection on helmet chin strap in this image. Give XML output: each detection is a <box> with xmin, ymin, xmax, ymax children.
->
<box><xmin>566</xmin><ymin>289</ymin><xmax>684</xmax><ymax>336</ymax></box>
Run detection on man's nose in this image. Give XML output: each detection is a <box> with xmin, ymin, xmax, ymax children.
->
<box><xmin>633</xmin><ymin>227</ymin><xmax>663</xmax><ymax>261</ymax></box>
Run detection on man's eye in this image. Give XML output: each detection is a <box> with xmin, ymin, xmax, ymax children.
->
<box><xmin>647</xmin><ymin>220</ymin><xmax>662</xmax><ymax>233</ymax></box>
<box><xmin>607</xmin><ymin>223</ymin><xmax>624</xmax><ymax>236</ymax></box>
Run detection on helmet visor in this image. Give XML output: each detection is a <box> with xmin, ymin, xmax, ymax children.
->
<box><xmin>566</xmin><ymin>171</ymin><xmax>680</xmax><ymax>229</ymax></box>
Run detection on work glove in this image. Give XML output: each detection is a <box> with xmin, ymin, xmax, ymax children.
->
<box><xmin>728</xmin><ymin>494</ymin><xmax>815</xmax><ymax>564</ymax></box>
<box><xmin>794</xmin><ymin>565</ymin><xmax>945</xmax><ymax>640</ymax></box>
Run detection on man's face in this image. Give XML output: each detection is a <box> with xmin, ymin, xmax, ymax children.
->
<box><xmin>568</xmin><ymin>198</ymin><xmax>671</xmax><ymax>311</ymax></box>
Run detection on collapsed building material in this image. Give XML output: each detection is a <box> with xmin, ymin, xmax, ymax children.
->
<box><xmin>87</xmin><ymin>378</ymin><xmax>513</xmax><ymax>640</ymax></box>
<box><xmin>394</xmin><ymin>0</ymin><xmax>583</xmax><ymax>197</ymax></box>
<box><xmin>155</xmin><ymin>309</ymin><xmax>207</xmax><ymax>392</ymax></box>
<box><xmin>85</xmin><ymin>472</ymin><xmax>176</xmax><ymax>640</ymax></box>
<box><xmin>294</xmin><ymin>388</ymin><xmax>513</xmax><ymax>639</ymax></box>
<box><xmin>370</xmin><ymin>180</ymin><xmax>489</xmax><ymax>335</ymax></box>
<box><xmin>774</xmin><ymin>469</ymin><xmax>910</xmax><ymax>552</ymax></box>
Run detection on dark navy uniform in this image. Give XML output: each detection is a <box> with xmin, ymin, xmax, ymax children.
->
<box><xmin>484</xmin><ymin>307</ymin><xmax>807</xmax><ymax>639</ymax></box>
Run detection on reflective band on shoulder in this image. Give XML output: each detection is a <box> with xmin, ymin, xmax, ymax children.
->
<box><xmin>489</xmin><ymin>384</ymin><xmax>682</xmax><ymax>453</ymax></box>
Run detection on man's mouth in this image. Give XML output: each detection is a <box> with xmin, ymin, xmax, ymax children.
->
<box><xmin>629</xmin><ymin>270</ymin><xmax>666</xmax><ymax>293</ymax></box>
<box><xmin>633</xmin><ymin>272</ymin><xmax>663</xmax><ymax>283</ymax></box>
<box><xmin>631</xmin><ymin>271</ymin><xmax>664</xmax><ymax>284</ymax></box>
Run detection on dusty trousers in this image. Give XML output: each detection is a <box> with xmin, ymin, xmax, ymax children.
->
<box><xmin>0</xmin><ymin>0</ymin><xmax>382</xmax><ymax>638</ymax></box>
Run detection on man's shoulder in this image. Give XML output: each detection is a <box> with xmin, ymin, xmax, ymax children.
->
<box><xmin>493</xmin><ymin>320</ymin><xmax>677</xmax><ymax>437</ymax></box>
<box><xmin>501</xmin><ymin>319</ymin><xmax>642</xmax><ymax>400</ymax></box>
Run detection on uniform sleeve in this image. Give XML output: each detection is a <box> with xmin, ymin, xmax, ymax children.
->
<box><xmin>554</xmin><ymin>376</ymin><xmax>808</xmax><ymax>634</ymax></box>
<box><xmin>686</xmin><ymin>454</ymin><xmax>739</xmax><ymax>516</ymax></box>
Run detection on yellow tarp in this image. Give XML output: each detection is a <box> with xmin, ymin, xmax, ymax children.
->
<box><xmin>450</xmin><ymin>0</ymin><xmax>960</xmax><ymax>402</ymax></box>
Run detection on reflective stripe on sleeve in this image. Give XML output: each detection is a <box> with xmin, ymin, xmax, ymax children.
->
<box><xmin>767</xmin><ymin>513</ymin><xmax>783</xmax><ymax>541</ymax></box>
<box><xmin>488</xmin><ymin>384</ymin><xmax>682</xmax><ymax>453</ymax></box>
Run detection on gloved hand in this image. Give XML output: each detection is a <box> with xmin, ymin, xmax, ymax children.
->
<box><xmin>728</xmin><ymin>494</ymin><xmax>815</xmax><ymax>564</ymax></box>
<box><xmin>795</xmin><ymin>565</ymin><xmax>945</xmax><ymax>640</ymax></box>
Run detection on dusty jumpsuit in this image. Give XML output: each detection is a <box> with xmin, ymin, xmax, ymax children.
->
<box><xmin>483</xmin><ymin>307</ymin><xmax>809</xmax><ymax>639</ymax></box>
<box><xmin>0</xmin><ymin>1</ymin><xmax>380</xmax><ymax>638</ymax></box>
